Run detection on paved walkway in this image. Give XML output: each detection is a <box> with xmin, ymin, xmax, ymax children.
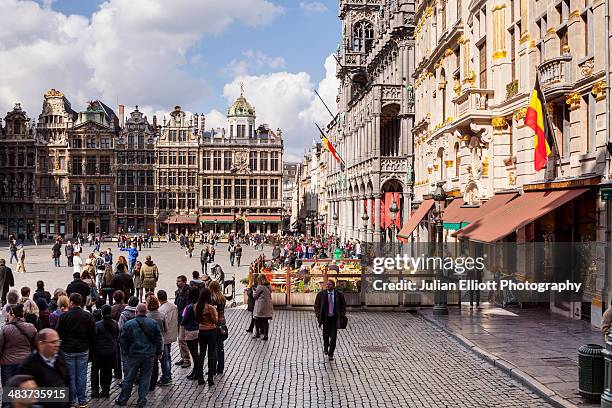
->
<box><xmin>83</xmin><ymin>309</ymin><xmax>550</xmax><ymax>408</ymax></box>
<box><xmin>420</xmin><ymin>304</ymin><xmax>603</xmax><ymax>407</ymax></box>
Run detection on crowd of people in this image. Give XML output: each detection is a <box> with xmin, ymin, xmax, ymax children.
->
<box><xmin>0</xmin><ymin>232</ymin><xmax>352</xmax><ymax>408</ymax></box>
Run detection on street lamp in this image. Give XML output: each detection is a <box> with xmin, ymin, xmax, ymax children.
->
<box><xmin>361</xmin><ymin>211</ymin><xmax>369</xmax><ymax>243</ymax></box>
<box><xmin>213</xmin><ymin>218</ymin><xmax>218</xmax><ymax>235</ymax></box>
<box><xmin>389</xmin><ymin>199</ymin><xmax>399</xmax><ymax>243</ymax></box>
<box><xmin>432</xmin><ymin>182</ymin><xmax>448</xmax><ymax>316</ymax></box>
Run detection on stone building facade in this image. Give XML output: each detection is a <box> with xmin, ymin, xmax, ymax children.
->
<box><xmin>326</xmin><ymin>0</ymin><xmax>416</xmax><ymax>243</ymax></box>
<box><xmin>0</xmin><ymin>104</ymin><xmax>36</xmax><ymax>239</ymax></box>
<box><xmin>156</xmin><ymin>106</ymin><xmax>200</xmax><ymax>234</ymax></box>
<box><xmin>115</xmin><ymin>107</ymin><xmax>157</xmax><ymax>234</ymax></box>
<box><xmin>66</xmin><ymin>101</ymin><xmax>120</xmax><ymax>235</ymax></box>
<box><xmin>34</xmin><ymin>89</ymin><xmax>76</xmax><ymax>240</ymax></box>
<box><xmin>199</xmin><ymin>91</ymin><xmax>284</xmax><ymax>235</ymax></box>
<box><xmin>403</xmin><ymin>0</ymin><xmax>609</xmax><ymax>325</ymax></box>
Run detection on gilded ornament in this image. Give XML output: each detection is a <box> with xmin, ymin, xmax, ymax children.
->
<box><xmin>580</xmin><ymin>58</ymin><xmax>594</xmax><ymax>77</ymax></box>
<box><xmin>45</xmin><ymin>89</ymin><xmax>64</xmax><ymax>98</ymax></box>
<box><xmin>491</xmin><ymin>116</ymin><xmax>508</xmax><ymax>129</ymax></box>
<box><xmin>433</xmin><ymin>164</ymin><xmax>439</xmax><ymax>171</ymax></box>
<box><xmin>453</xmin><ymin>81</ymin><xmax>461</xmax><ymax>96</ymax></box>
<box><xmin>561</xmin><ymin>44</ymin><xmax>571</xmax><ymax>54</ymax></box>
<box><xmin>569</xmin><ymin>8</ymin><xmax>581</xmax><ymax>20</ymax></box>
<box><xmin>463</xmin><ymin>70</ymin><xmax>476</xmax><ymax>86</ymax></box>
<box><xmin>457</xmin><ymin>35</ymin><xmax>467</xmax><ymax>45</ymax></box>
<box><xmin>492</xmin><ymin>50</ymin><xmax>507</xmax><ymax>59</ymax></box>
<box><xmin>513</xmin><ymin>107</ymin><xmax>527</xmax><ymax>121</ymax></box>
<box><xmin>593</xmin><ymin>80</ymin><xmax>607</xmax><ymax>101</ymax></box>
<box><xmin>444</xmin><ymin>48</ymin><xmax>454</xmax><ymax>57</ymax></box>
<box><xmin>445</xmin><ymin>160</ymin><xmax>454</xmax><ymax>168</ymax></box>
<box><xmin>565</xmin><ymin>92</ymin><xmax>581</xmax><ymax>111</ymax></box>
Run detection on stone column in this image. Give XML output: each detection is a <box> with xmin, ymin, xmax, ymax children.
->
<box><xmin>374</xmin><ymin>194</ymin><xmax>382</xmax><ymax>242</ymax></box>
<box><xmin>373</xmin><ymin>114</ymin><xmax>381</xmax><ymax>157</ymax></box>
<box><xmin>368</xmin><ymin>194</ymin><xmax>375</xmax><ymax>243</ymax></box>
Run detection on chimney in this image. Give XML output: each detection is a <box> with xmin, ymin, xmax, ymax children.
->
<box><xmin>118</xmin><ymin>105</ymin><xmax>125</xmax><ymax>128</ymax></box>
<box><xmin>201</xmin><ymin>113</ymin><xmax>205</xmax><ymax>133</ymax></box>
<box><xmin>194</xmin><ymin>113</ymin><xmax>199</xmax><ymax>134</ymax></box>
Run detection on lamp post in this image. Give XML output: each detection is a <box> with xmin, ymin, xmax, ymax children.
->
<box><xmin>361</xmin><ymin>211</ymin><xmax>369</xmax><ymax>243</ymax></box>
<box><xmin>332</xmin><ymin>211</ymin><xmax>339</xmax><ymax>237</ymax></box>
<box><xmin>213</xmin><ymin>219</ymin><xmax>217</xmax><ymax>235</ymax></box>
<box><xmin>432</xmin><ymin>182</ymin><xmax>448</xmax><ymax>316</ymax></box>
<box><xmin>318</xmin><ymin>214</ymin><xmax>325</xmax><ymax>237</ymax></box>
<box><xmin>389</xmin><ymin>199</ymin><xmax>399</xmax><ymax>243</ymax></box>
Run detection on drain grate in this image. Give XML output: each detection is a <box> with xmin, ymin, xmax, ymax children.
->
<box><xmin>541</xmin><ymin>357</ymin><xmax>577</xmax><ymax>367</ymax></box>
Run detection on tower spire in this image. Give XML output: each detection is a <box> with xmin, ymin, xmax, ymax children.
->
<box><xmin>240</xmin><ymin>81</ymin><xmax>244</xmax><ymax>97</ymax></box>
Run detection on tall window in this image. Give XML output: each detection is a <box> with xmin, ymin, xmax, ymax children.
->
<box><xmin>87</xmin><ymin>185</ymin><xmax>96</xmax><ymax>205</ymax></box>
<box><xmin>178</xmin><ymin>152</ymin><xmax>186</xmax><ymax>165</ymax></box>
<box><xmin>260</xmin><ymin>152</ymin><xmax>268</xmax><ymax>171</ymax></box>
<box><xmin>270</xmin><ymin>179</ymin><xmax>279</xmax><ymax>200</ymax></box>
<box><xmin>99</xmin><ymin>157</ymin><xmax>111</xmax><ymax>175</ymax></box>
<box><xmin>86</xmin><ymin>136</ymin><xmax>96</xmax><ymax>148</ymax></box>
<box><xmin>158</xmin><ymin>192</ymin><xmax>167</xmax><ymax>209</ymax></box>
<box><xmin>582</xmin><ymin>7</ymin><xmax>594</xmax><ymax>57</ymax></box>
<box><xmin>353</xmin><ymin>21</ymin><xmax>374</xmax><ymax>52</ymax></box>
<box><xmin>213</xmin><ymin>151</ymin><xmax>221</xmax><ymax>170</ymax></box>
<box><xmin>478</xmin><ymin>42</ymin><xmax>487</xmax><ymax>88</ymax></box>
<box><xmin>585</xmin><ymin>93</ymin><xmax>596</xmax><ymax>153</ymax></box>
<box><xmin>203</xmin><ymin>151</ymin><xmax>211</xmax><ymax>170</ymax></box>
<box><xmin>213</xmin><ymin>179</ymin><xmax>221</xmax><ymax>199</ymax></box>
<box><xmin>72</xmin><ymin>157</ymin><xmax>82</xmax><ymax>175</ymax></box>
<box><xmin>202</xmin><ymin>179</ymin><xmax>211</xmax><ymax>199</ymax></box>
<box><xmin>169</xmin><ymin>130</ymin><xmax>177</xmax><ymax>142</ymax></box>
<box><xmin>249</xmin><ymin>151</ymin><xmax>258</xmax><ymax>171</ymax></box>
<box><xmin>454</xmin><ymin>143</ymin><xmax>460</xmax><ymax>177</ymax></box>
<box><xmin>100</xmin><ymin>185</ymin><xmax>110</xmax><ymax>205</ymax></box>
<box><xmin>188</xmin><ymin>151</ymin><xmax>196</xmax><ymax>166</ymax></box>
<box><xmin>117</xmin><ymin>192</ymin><xmax>125</xmax><ymax>208</ymax></box>
<box><xmin>137</xmin><ymin>133</ymin><xmax>144</xmax><ymax>148</ymax></box>
<box><xmin>223</xmin><ymin>179</ymin><xmax>232</xmax><ymax>199</ymax></box>
<box><xmin>271</xmin><ymin>152</ymin><xmax>279</xmax><ymax>171</ymax></box>
<box><xmin>169</xmin><ymin>152</ymin><xmax>177</xmax><ymax>165</ymax></box>
<box><xmin>249</xmin><ymin>179</ymin><xmax>258</xmax><ymax>199</ymax></box>
<box><xmin>72</xmin><ymin>137</ymin><xmax>82</xmax><ymax>149</ymax></box>
<box><xmin>168</xmin><ymin>193</ymin><xmax>176</xmax><ymax>209</ymax></box>
<box><xmin>146</xmin><ymin>171</ymin><xmax>154</xmax><ymax>186</ymax></box>
<box><xmin>159</xmin><ymin>171</ymin><xmax>167</xmax><ymax>186</ymax></box>
<box><xmin>509</xmin><ymin>28</ymin><xmax>516</xmax><ymax>81</ymax></box>
<box><xmin>188</xmin><ymin>192</ymin><xmax>196</xmax><ymax>209</ymax></box>
<box><xmin>86</xmin><ymin>157</ymin><xmax>97</xmax><ymax>175</ymax></box>
<box><xmin>178</xmin><ymin>192</ymin><xmax>186</xmax><ymax>209</ymax></box>
<box><xmin>223</xmin><ymin>152</ymin><xmax>232</xmax><ymax>170</ymax></box>
<box><xmin>234</xmin><ymin>179</ymin><xmax>247</xmax><ymax>199</ymax></box>
<box><xmin>260</xmin><ymin>179</ymin><xmax>268</xmax><ymax>200</ymax></box>
<box><xmin>146</xmin><ymin>193</ymin><xmax>155</xmax><ymax>208</ymax></box>
<box><xmin>159</xmin><ymin>152</ymin><xmax>168</xmax><ymax>165</ymax></box>
<box><xmin>137</xmin><ymin>193</ymin><xmax>145</xmax><ymax>208</ymax></box>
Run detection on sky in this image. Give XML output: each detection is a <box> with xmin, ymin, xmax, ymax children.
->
<box><xmin>0</xmin><ymin>0</ymin><xmax>341</xmax><ymax>161</ymax></box>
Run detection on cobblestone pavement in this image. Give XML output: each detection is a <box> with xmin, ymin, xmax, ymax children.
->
<box><xmin>0</xmin><ymin>241</ymin><xmax>265</xmax><ymax>300</ymax></box>
<box><xmin>85</xmin><ymin>310</ymin><xmax>551</xmax><ymax>408</ymax></box>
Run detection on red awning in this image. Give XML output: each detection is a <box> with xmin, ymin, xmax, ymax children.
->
<box><xmin>444</xmin><ymin>192</ymin><xmax>519</xmax><ymax>226</ymax></box>
<box><xmin>248</xmin><ymin>215</ymin><xmax>281</xmax><ymax>223</ymax></box>
<box><xmin>161</xmin><ymin>215</ymin><xmax>198</xmax><ymax>225</ymax></box>
<box><xmin>198</xmin><ymin>215</ymin><xmax>234</xmax><ymax>222</ymax></box>
<box><xmin>397</xmin><ymin>199</ymin><xmax>435</xmax><ymax>239</ymax></box>
<box><xmin>454</xmin><ymin>188</ymin><xmax>590</xmax><ymax>242</ymax></box>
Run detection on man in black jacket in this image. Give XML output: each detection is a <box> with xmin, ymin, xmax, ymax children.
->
<box><xmin>0</xmin><ymin>258</ymin><xmax>14</xmax><ymax>305</ymax></box>
<box><xmin>56</xmin><ymin>293</ymin><xmax>96</xmax><ymax>408</ymax></box>
<box><xmin>174</xmin><ymin>275</ymin><xmax>191</xmax><ymax>368</ymax></box>
<box><xmin>110</xmin><ymin>263</ymin><xmax>134</xmax><ymax>298</ymax></box>
<box><xmin>66</xmin><ymin>273</ymin><xmax>90</xmax><ymax>300</ymax></box>
<box><xmin>33</xmin><ymin>280</ymin><xmax>52</xmax><ymax>303</ymax></box>
<box><xmin>314</xmin><ymin>280</ymin><xmax>347</xmax><ymax>361</ymax></box>
<box><xmin>17</xmin><ymin>328</ymin><xmax>69</xmax><ymax>408</ymax></box>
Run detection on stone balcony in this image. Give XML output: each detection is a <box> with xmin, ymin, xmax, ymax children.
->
<box><xmin>452</xmin><ymin>88</ymin><xmax>494</xmax><ymax>123</ymax></box>
<box><xmin>340</xmin><ymin>51</ymin><xmax>365</xmax><ymax>69</ymax></box>
<box><xmin>201</xmin><ymin>199</ymin><xmax>281</xmax><ymax>208</ymax></box>
<box><xmin>538</xmin><ymin>54</ymin><xmax>573</xmax><ymax>100</ymax></box>
<box><xmin>71</xmin><ymin>204</ymin><xmax>113</xmax><ymax>212</ymax></box>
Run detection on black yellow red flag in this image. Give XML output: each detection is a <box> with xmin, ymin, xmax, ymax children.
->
<box><xmin>525</xmin><ymin>76</ymin><xmax>553</xmax><ymax>171</ymax></box>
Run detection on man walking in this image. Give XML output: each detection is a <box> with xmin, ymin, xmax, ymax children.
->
<box><xmin>0</xmin><ymin>258</ymin><xmax>14</xmax><ymax>305</ymax></box>
<box><xmin>52</xmin><ymin>240</ymin><xmax>62</xmax><ymax>268</ymax></box>
<box><xmin>8</xmin><ymin>239</ymin><xmax>17</xmax><ymax>264</ymax></box>
<box><xmin>115</xmin><ymin>304</ymin><xmax>162</xmax><ymax>408</ymax></box>
<box><xmin>228</xmin><ymin>243</ymin><xmax>236</xmax><ymax>267</ymax></box>
<box><xmin>200</xmin><ymin>247</ymin><xmax>210</xmax><ymax>276</ymax></box>
<box><xmin>56</xmin><ymin>293</ymin><xmax>96</xmax><ymax>408</ymax></box>
<box><xmin>174</xmin><ymin>275</ymin><xmax>191</xmax><ymax>368</ymax></box>
<box><xmin>314</xmin><ymin>280</ymin><xmax>347</xmax><ymax>361</ymax></box>
<box><xmin>235</xmin><ymin>243</ymin><xmax>243</xmax><ymax>267</ymax></box>
<box><xmin>157</xmin><ymin>290</ymin><xmax>177</xmax><ymax>385</ymax></box>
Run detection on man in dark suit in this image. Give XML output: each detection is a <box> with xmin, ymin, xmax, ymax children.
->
<box><xmin>17</xmin><ymin>328</ymin><xmax>69</xmax><ymax>408</ymax></box>
<box><xmin>314</xmin><ymin>280</ymin><xmax>347</xmax><ymax>361</ymax></box>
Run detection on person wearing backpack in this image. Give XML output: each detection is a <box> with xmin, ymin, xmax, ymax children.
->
<box><xmin>91</xmin><ymin>305</ymin><xmax>118</xmax><ymax>399</ymax></box>
<box><xmin>140</xmin><ymin>256</ymin><xmax>159</xmax><ymax>294</ymax></box>
<box><xmin>0</xmin><ymin>304</ymin><xmax>37</xmax><ymax>386</ymax></box>
<box><xmin>95</xmin><ymin>254</ymin><xmax>106</xmax><ymax>289</ymax></box>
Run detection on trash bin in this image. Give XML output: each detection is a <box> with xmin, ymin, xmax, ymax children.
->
<box><xmin>579</xmin><ymin>343</ymin><xmax>605</xmax><ymax>401</ymax></box>
<box><xmin>333</xmin><ymin>248</ymin><xmax>343</xmax><ymax>260</ymax></box>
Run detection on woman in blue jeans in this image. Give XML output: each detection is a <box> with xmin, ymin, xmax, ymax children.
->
<box><xmin>194</xmin><ymin>288</ymin><xmax>218</xmax><ymax>386</ymax></box>
<box><xmin>208</xmin><ymin>281</ymin><xmax>226</xmax><ymax>375</ymax></box>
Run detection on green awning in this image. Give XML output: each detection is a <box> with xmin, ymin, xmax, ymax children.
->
<box><xmin>443</xmin><ymin>222</ymin><xmax>469</xmax><ymax>231</ymax></box>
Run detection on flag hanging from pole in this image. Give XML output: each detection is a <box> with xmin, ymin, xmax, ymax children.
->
<box><xmin>316</xmin><ymin>123</ymin><xmax>345</xmax><ymax>170</ymax></box>
<box><xmin>525</xmin><ymin>76</ymin><xmax>553</xmax><ymax>171</ymax></box>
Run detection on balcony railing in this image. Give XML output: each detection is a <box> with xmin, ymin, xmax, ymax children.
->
<box><xmin>201</xmin><ymin>199</ymin><xmax>282</xmax><ymax>208</ymax></box>
<box><xmin>538</xmin><ymin>55</ymin><xmax>572</xmax><ymax>88</ymax></box>
<box><xmin>453</xmin><ymin>88</ymin><xmax>494</xmax><ymax>118</ymax></box>
<box><xmin>71</xmin><ymin>204</ymin><xmax>113</xmax><ymax>212</ymax></box>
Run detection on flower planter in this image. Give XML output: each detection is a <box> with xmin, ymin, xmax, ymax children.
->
<box><xmin>365</xmin><ymin>292</ymin><xmax>400</xmax><ymax>307</ymax></box>
<box><xmin>271</xmin><ymin>292</ymin><xmax>286</xmax><ymax>306</ymax></box>
<box><xmin>343</xmin><ymin>292</ymin><xmax>361</xmax><ymax>306</ymax></box>
<box><xmin>290</xmin><ymin>292</ymin><xmax>318</xmax><ymax>306</ymax></box>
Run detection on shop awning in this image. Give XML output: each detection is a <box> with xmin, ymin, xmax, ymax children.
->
<box><xmin>443</xmin><ymin>192</ymin><xmax>518</xmax><ymax>230</ymax></box>
<box><xmin>249</xmin><ymin>215</ymin><xmax>281</xmax><ymax>224</ymax></box>
<box><xmin>160</xmin><ymin>215</ymin><xmax>198</xmax><ymax>225</ymax></box>
<box><xmin>454</xmin><ymin>188</ymin><xmax>590</xmax><ymax>242</ymax></box>
<box><xmin>199</xmin><ymin>215</ymin><xmax>234</xmax><ymax>224</ymax></box>
<box><xmin>397</xmin><ymin>199</ymin><xmax>434</xmax><ymax>239</ymax></box>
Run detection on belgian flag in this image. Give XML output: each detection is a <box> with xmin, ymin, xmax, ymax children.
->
<box><xmin>316</xmin><ymin>123</ymin><xmax>345</xmax><ymax>170</ymax></box>
<box><xmin>525</xmin><ymin>76</ymin><xmax>554</xmax><ymax>171</ymax></box>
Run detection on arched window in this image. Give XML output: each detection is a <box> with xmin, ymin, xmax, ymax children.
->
<box><xmin>439</xmin><ymin>69</ymin><xmax>447</xmax><ymax>122</ymax></box>
<box><xmin>88</xmin><ymin>186</ymin><xmax>96</xmax><ymax>205</ymax></box>
<box><xmin>353</xmin><ymin>21</ymin><xmax>374</xmax><ymax>52</ymax></box>
<box><xmin>437</xmin><ymin>148</ymin><xmax>444</xmax><ymax>181</ymax></box>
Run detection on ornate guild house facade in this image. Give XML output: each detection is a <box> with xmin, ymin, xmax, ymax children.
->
<box><xmin>199</xmin><ymin>89</ymin><xmax>284</xmax><ymax>234</ymax></box>
<box><xmin>327</xmin><ymin>0</ymin><xmax>416</xmax><ymax>243</ymax></box>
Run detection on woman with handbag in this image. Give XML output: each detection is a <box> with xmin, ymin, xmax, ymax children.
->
<box><xmin>181</xmin><ymin>288</ymin><xmax>201</xmax><ymax>381</ymax></box>
<box><xmin>194</xmin><ymin>288</ymin><xmax>218</xmax><ymax>386</ymax></box>
<box><xmin>253</xmin><ymin>274</ymin><xmax>273</xmax><ymax>340</ymax></box>
<box><xmin>245</xmin><ymin>277</ymin><xmax>258</xmax><ymax>334</ymax></box>
<box><xmin>208</xmin><ymin>281</ymin><xmax>227</xmax><ymax>375</ymax></box>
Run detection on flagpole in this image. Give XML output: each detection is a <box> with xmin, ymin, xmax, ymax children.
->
<box><xmin>313</xmin><ymin>89</ymin><xmax>337</xmax><ymax>122</ymax></box>
<box><xmin>535</xmin><ymin>71</ymin><xmax>564</xmax><ymax>176</ymax></box>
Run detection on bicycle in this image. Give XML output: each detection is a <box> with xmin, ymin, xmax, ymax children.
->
<box><xmin>487</xmin><ymin>271</ymin><xmax>522</xmax><ymax>309</ymax></box>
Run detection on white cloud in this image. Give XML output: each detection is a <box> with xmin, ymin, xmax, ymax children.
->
<box><xmin>222</xmin><ymin>49</ymin><xmax>286</xmax><ymax>77</ymax></box>
<box><xmin>0</xmin><ymin>0</ymin><xmax>284</xmax><ymax>115</ymax></box>
<box><xmin>299</xmin><ymin>1</ymin><xmax>328</xmax><ymax>13</ymax></box>
<box><xmin>221</xmin><ymin>54</ymin><xmax>339</xmax><ymax>158</ymax></box>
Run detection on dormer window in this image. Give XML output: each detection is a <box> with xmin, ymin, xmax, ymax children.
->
<box><xmin>353</xmin><ymin>21</ymin><xmax>374</xmax><ymax>52</ymax></box>
<box><xmin>13</xmin><ymin>121</ymin><xmax>20</xmax><ymax>135</ymax></box>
